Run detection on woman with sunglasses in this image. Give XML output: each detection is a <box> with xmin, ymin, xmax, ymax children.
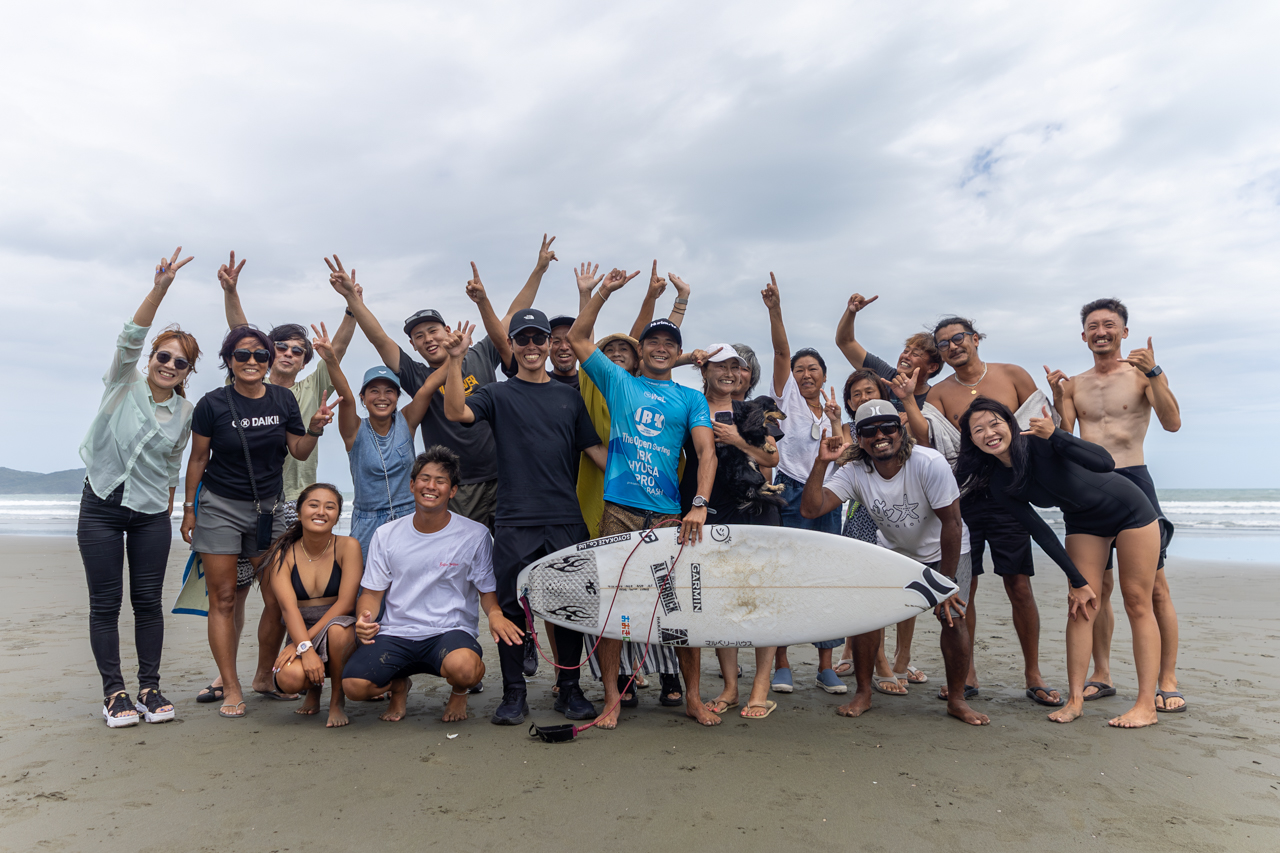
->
<box><xmin>181</xmin><ymin>325</ymin><xmax>338</xmax><ymax>719</ymax></box>
<box><xmin>956</xmin><ymin>398</ymin><xmax>1164</xmax><ymax>728</ymax></box>
<box><xmin>78</xmin><ymin>248</ymin><xmax>201</xmax><ymax>728</ymax></box>
<box><xmin>761</xmin><ymin>273</ymin><xmax>844</xmax><ymax>695</ymax></box>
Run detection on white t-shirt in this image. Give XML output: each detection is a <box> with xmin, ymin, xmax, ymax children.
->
<box><xmin>771</xmin><ymin>373</ymin><xmax>836</xmax><ymax>482</ymax></box>
<box><xmin>363</xmin><ymin>513</ymin><xmax>497</xmax><ymax>640</ymax></box>
<box><xmin>822</xmin><ymin>446</ymin><xmax>969</xmax><ymax>563</ymax></box>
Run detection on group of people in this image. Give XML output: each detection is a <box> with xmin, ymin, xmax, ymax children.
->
<box><xmin>77</xmin><ymin>237</ymin><xmax>1184</xmax><ymax>734</ymax></box>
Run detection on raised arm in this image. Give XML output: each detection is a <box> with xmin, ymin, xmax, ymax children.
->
<box><xmin>400</xmin><ymin>361</ymin><xmax>448</xmax><ymax>433</ymax></box>
<box><xmin>441</xmin><ymin>323</ymin><xmax>478</xmax><ymax>425</ymax></box>
<box><xmin>330</xmin><ymin>301</ymin><xmax>358</xmax><ymax>361</ymax></box>
<box><xmin>762</xmin><ymin>272</ymin><xmax>790</xmax><ymax>396</ymax></box>
<box><xmin>134</xmin><ymin>247</ymin><xmax>193</xmax><ymax>329</ymax></box>
<box><xmin>499</xmin><ymin>234</ymin><xmax>557</xmax><ymax>327</ymax></box>
<box><xmin>628</xmin><ymin>261</ymin><xmax>668</xmax><ymax>339</ymax></box>
<box><xmin>801</xmin><ymin>431</ymin><xmax>849</xmax><ymax>518</ymax></box>
<box><xmin>286</xmin><ymin>394</ymin><xmax>338</xmax><ymax>461</ymax></box>
<box><xmin>326</xmin><ymin>256</ymin><xmax>401</xmax><ymax>374</ymax></box>
<box><xmin>667</xmin><ymin>272</ymin><xmax>691</xmax><ymax>328</ymax></box>
<box><xmin>834</xmin><ymin>293</ymin><xmax>878</xmax><ymax>369</ymax></box>
<box><xmin>568</xmin><ymin>268</ymin><xmax>640</xmax><ymax>363</ymax></box>
<box><xmin>312</xmin><ymin>323</ymin><xmax>360</xmax><ymax>452</ymax></box>
<box><xmin>465</xmin><ymin>263</ymin><xmax>512</xmax><ymax>369</ymax></box>
<box><xmin>575</xmin><ymin>262</ymin><xmax>602</xmax><ymax>314</ymax></box>
<box><xmin>218</xmin><ymin>251</ymin><xmax>249</xmax><ymax>328</ymax></box>
<box><xmin>1124</xmin><ymin>337</ymin><xmax>1181</xmax><ymax>432</ymax></box>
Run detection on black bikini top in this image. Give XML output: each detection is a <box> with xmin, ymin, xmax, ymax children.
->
<box><xmin>291</xmin><ymin>558</ymin><xmax>342</xmax><ymax>601</ymax></box>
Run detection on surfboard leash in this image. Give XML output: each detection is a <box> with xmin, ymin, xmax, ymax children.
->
<box><xmin>527</xmin><ymin>519</ymin><xmax>686</xmax><ymax>743</ymax></box>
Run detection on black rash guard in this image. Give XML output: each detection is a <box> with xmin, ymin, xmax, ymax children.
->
<box><xmin>987</xmin><ymin>429</ymin><xmax>1158</xmax><ymax>589</ymax></box>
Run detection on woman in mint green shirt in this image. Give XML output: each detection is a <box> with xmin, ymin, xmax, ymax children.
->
<box><xmin>77</xmin><ymin>248</ymin><xmax>201</xmax><ymax>728</ymax></box>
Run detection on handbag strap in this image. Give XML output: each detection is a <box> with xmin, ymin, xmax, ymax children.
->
<box><xmin>224</xmin><ymin>385</ymin><xmax>266</xmax><ymax>513</ymax></box>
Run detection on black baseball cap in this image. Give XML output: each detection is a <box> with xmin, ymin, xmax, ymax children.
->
<box><xmin>403</xmin><ymin>309</ymin><xmax>446</xmax><ymax>337</ymax></box>
<box><xmin>638</xmin><ymin>318</ymin><xmax>682</xmax><ymax>347</ymax></box>
<box><xmin>509</xmin><ymin>308</ymin><xmax>552</xmax><ymax>336</ymax></box>
<box><xmin>548</xmin><ymin>314</ymin><xmax>576</xmax><ymax>331</ymax></box>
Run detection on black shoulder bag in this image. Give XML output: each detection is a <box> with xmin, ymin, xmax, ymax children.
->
<box><xmin>224</xmin><ymin>386</ymin><xmax>279</xmax><ymax>550</ymax></box>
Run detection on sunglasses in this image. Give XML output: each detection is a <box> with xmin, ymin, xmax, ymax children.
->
<box><xmin>935</xmin><ymin>332</ymin><xmax>972</xmax><ymax>351</ymax></box>
<box><xmin>152</xmin><ymin>351</ymin><xmax>190</xmax><ymax>371</ymax></box>
<box><xmin>274</xmin><ymin>342</ymin><xmax>306</xmax><ymax>356</ymax></box>
<box><xmin>513</xmin><ymin>332</ymin><xmax>549</xmax><ymax>347</ymax></box>
<box><xmin>856</xmin><ymin>421</ymin><xmax>902</xmax><ymax>439</ymax></box>
<box><xmin>233</xmin><ymin>348</ymin><xmax>271</xmax><ymax>364</ymax></box>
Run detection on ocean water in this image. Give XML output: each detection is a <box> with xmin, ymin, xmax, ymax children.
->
<box><xmin>3</xmin><ymin>489</ymin><xmax>1277</xmax><ymax>562</ymax></box>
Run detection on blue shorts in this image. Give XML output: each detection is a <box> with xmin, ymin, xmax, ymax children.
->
<box><xmin>342</xmin><ymin>630</ymin><xmax>482</xmax><ymax>687</ymax></box>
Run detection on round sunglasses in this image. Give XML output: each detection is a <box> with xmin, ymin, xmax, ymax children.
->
<box><xmin>274</xmin><ymin>342</ymin><xmax>306</xmax><ymax>356</ymax></box>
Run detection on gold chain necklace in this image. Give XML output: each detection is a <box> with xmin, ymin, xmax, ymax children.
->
<box><xmin>300</xmin><ymin>535</ymin><xmax>333</xmax><ymax>563</ymax></box>
<box><xmin>952</xmin><ymin>363</ymin><xmax>988</xmax><ymax>395</ymax></box>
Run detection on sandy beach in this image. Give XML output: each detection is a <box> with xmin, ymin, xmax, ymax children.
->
<box><xmin>1</xmin><ymin>535</ymin><xmax>1277</xmax><ymax>852</ymax></box>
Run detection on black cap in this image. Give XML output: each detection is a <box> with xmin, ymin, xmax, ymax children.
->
<box><xmin>403</xmin><ymin>309</ymin><xmax>446</xmax><ymax>337</ymax></box>
<box><xmin>509</xmin><ymin>308</ymin><xmax>552</xmax><ymax>336</ymax></box>
<box><xmin>548</xmin><ymin>314</ymin><xmax>576</xmax><ymax>331</ymax></box>
<box><xmin>638</xmin><ymin>318</ymin><xmax>682</xmax><ymax>348</ymax></box>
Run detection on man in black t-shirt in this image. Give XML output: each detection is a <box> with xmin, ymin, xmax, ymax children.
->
<box><xmin>328</xmin><ymin>236</ymin><xmax>558</xmax><ymax>530</ymax></box>
<box><xmin>443</xmin><ymin>309</ymin><xmax>607</xmax><ymax>726</ymax></box>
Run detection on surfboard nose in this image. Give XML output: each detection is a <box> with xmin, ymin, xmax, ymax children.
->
<box><xmin>903</xmin><ymin>567</ymin><xmax>960</xmax><ymax>608</ymax></box>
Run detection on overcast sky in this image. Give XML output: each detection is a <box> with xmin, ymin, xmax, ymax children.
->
<box><xmin>3</xmin><ymin>2</ymin><xmax>1274</xmax><ymax>489</ymax></box>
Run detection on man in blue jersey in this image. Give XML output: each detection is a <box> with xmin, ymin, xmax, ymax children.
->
<box><xmin>567</xmin><ymin>266</ymin><xmax>719</xmax><ymax>729</ymax></box>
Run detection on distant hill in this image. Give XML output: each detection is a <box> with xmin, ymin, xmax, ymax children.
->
<box><xmin>0</xmin><ymin>467</ymin><xmax>88</xmax><ymax>494</ymax></box>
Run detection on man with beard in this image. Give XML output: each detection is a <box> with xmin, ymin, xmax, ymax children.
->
<box><xmin>923</xmin><ymin>317</ymin><xmax>1064</xmax><ymax>708</ymax></box>
<box><xmin>800</xmin><ymin>400</ymin><xmax>988</xmax><ymax>726</ymax></box>
<box><xmin>1045</xmin><ymin>298</ymin><xmax>1184</xmax><ymax>712</ymax></box>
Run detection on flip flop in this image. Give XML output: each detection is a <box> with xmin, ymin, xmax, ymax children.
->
<box><xmin>902</xmin><ymin>666</ymin><xmax>928</xmax><ymax>684</ymax></box>
<box><xmin>937</xmin><ymin>685</ymin><xmax>979</xmax><ymax>700</ymax></box>
<box><xmin>1082</xmin><ymin>681</ymin><xmax>1117</xmax><ymax>701</ymax></box>
<box><xmin>740</xmin><ymin>700</ymin><xmax>777</xmax><ymax>719</ymax></box>
<box><xmin>195</xmin><ymin>683</ymin><xmax>223</xmax><ymax>704</ymax></box>
<box><xmin>218</xmin><ymin>701</ymin><xmax>247</xmax><ymax>719</ymax></box>
<box><xmin>704</xmin><ymin>698</ymin><xmax>739</xmax><ymax>714</ymax></box>
<box><xmin>255</xmin><ymin>688</ymin><xmax>301</xmax><ymax>701</ymax></box>
<box><xmin>1155</xmin><ymin>689</ymin><xmax>1187</xmax><ymax>713</ymax></box>
<box><xmin>1026</xmin><ymin>686</ymin><xmax>1066</xmax><ymax>707</ymax></box>
<box><xmin>833</xmin><ymin>658</ymin><xmax>854</xmax><ymax>677</ymax></box>
<box><xmin>872</xmin><ymin>673</ymin><xmax>907</xmax><ymax>696</ymax></box>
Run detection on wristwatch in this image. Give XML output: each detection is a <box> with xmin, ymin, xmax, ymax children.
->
<box><xmin>1144</xmin><ymin>365</ymin><xmax>1163</xmax><ymax>379</ymax></box>
<box><xmin>306</xmin><ymin>427</ymin><xmax>324</xmax><ymax>437</ymax></box>
<box><xmin>296</xmin><ymin>641</ymin><xmax>313</xmax><ymax>655</ymax></box>
<box><xmin>345</xmin><ymin>308</ymin><xmax>355</xmax><ymax>317</ymax></box>
<box><xmin>691</xmin><ymin>495</ymin><xmax>716</xmax><ymax>514</ymax></box>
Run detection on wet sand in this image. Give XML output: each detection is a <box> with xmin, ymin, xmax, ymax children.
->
<box><xmin>1</xmin><ymin>535</ymin><xmax>1277</xmax><ymax>852</ymax></box>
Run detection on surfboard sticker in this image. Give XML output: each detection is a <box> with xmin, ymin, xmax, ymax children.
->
<box><xmin>527</xmin><ymin>552</ymin><xmax>600</xmax><ymax>626</ymax></box>
<box><xmin>660</xmin><ymin>627</ymin><xmax>689</xmax><ymax>646</ymax></box>
<box><xmin>690</xmin><ymin>563</ymin><xmax>702</xmax><ymax>612</ymax></box>
<box><xmin>903</xmin><ymin>568</ymin><xmax>959</xmax><ymax>608</ymax></box>
<box><xmin>576</xmin><ymin>533</ymin><xmax>633</xmax><ymax>551</ymax></box>
<box><xmin>709</xmin><ymin>525</ymin><xmax>731</xmax><ymax>543</ymax></box>
<box><xmin>649</xmin><ymin>560</ymin><xmax>680</xmax><ymax>614</ymax></box>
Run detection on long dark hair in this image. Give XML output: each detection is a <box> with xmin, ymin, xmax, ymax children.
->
<box><xmin>257</xmin><ymin>483</ymin><xmax>344</xmax><ymax>582</ymax></box>
<box><xmin>955</xmin><ymin>397</ymin><xmax>1029</xmax><ymax>496</ymax></box>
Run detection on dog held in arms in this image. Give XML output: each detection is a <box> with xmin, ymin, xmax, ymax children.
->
<box><xmin>716</xmin><ymin>397</ymin><xmax>787</xmax><ymax>515</ymax></box>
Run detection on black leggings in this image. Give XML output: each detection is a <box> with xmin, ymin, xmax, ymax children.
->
<box><xmin>76</xmin><ymin>482</ymin><xmax>172</xmax><ymax>697</ymax></box>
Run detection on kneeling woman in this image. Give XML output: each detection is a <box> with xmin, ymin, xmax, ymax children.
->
<box><xmin>957</xmin><ymin>398</ymin><xmax>1159</xmax><ymax>728</ymax></box>
<box><xmin>263</xmin><ymin>483</ymin><xmax>361</xmax><ymax>727</ymax></box>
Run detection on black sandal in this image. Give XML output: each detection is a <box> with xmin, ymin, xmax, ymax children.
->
<box><xmin>135</xmin><ymin>688</ymin><xmax>176</xmax><ymax>723</ymax></box>
<box><xmin>195</xmin><ymin>683</ymin><xmax>223</xmax><ymax>704</ymax></box>
<box><xmin>659</xmin><ymin>674</ymin><xmax>683</xmax><ymax>707</ymax></box>
<box><xmin>618</xmin><ymin>675</ymin><xmax>639</xmax><ymax>708</ymax></box>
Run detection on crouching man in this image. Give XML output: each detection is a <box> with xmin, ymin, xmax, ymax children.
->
<box><xmin>342</xmin><ymin>446</ymin><xmax>524</xmax><ymax>723</ymax></box>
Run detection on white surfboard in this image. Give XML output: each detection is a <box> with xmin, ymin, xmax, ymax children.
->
<box><xmin>517</xmin><ymin>524</ymin><xmax>959</xmax><ymax>648</ymax></box>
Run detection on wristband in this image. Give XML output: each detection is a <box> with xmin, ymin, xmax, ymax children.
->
<box><xmin>306</xmin><ymin>427</ymin><xmax>324</xmax><ymax>437</ymax></box>
<box><xmin>1144</xmin><ymin>365</ymin><xmax>1162</xmax><ymax>379</ymax></box>
<box><xmin>674</xmin><ymin>297</ymin><xmax>689</xmax><ymax>305</ymax></box>
<box><xmin>345</xmin><ymin>308</ymin><xmax>355</xmax><ymax>317</ymax></box>
<box><xmin>182</xmin><ymin>502</ymin><xmax>195</xmax><ymax>509</ymax></box>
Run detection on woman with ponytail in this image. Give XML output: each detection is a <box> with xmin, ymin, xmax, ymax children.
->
<box><xmin>263</xmin><ymin>483</ymin><xmax>361</xmax><ymax>727</ymax></box>
<box><xmin>77</xmin><ymin>248</ymin><xmax>201</xmax><ymax>728</ymax></box>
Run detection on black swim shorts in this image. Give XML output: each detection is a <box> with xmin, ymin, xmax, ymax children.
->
<box><xmin>342</xmin><ymin>630</ymin><xmax>483</xmax><ymax>687</ymax></box>
<box><xmin>960</xmin><ymin>488</ymin><xmax>1035</xmax><ymax>578</ymax></box>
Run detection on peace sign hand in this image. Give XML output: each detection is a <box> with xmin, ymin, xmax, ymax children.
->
<box><xmin>309</xmin><ymin>391</ymin><xmax>341</xmax><ymax>433</ymax></box>
<box><xmin>310</xmin><ymin>322</ymin><xmax>335</xmax><ymax>363</ymax></box>
<box><xmin>820</xmin><ymin>385</ymin><xmax>841</xmax><ymax>424</ymax></box>
<box><xmin>154</xmin><ymin>247</ymin><xmax>193</xmax><ymax>289</ymax></box>
<box><xmin>846</xmin><ymin>293</ymin><xmax>878</xmax><ymax>314</ymax></box>
<box><xmin>575</xmin><ymin>262</ymin><xmax>602</xmax><ymax>296</ymax></box>
<box><xmin>217</xmin><ymin>251</ymin><xmax>246</xmax><ymax>293</ymax></box>
<box><xmin>760</xmin><ymin>272</ymin><xmax>780</xmax><ymax>310</ymax></box>
<box><xmin>535</xmin><ymin>234</ymin><xmax>558</xmax><ymax>272</ymax></box>
<box><xmin>1020</xmin><ymin>406</ymin><xmax>1056</xmax><ymax>439</ymax></box>
<box><xmin>324</xmin><ymin>255</ymin><xmax>358</xmax><ymax>298</ymax></box>
<box><xmin>1119</xmin><ymin>337</ymin><xmax>1156</xmax><ymax>374</ymax></box>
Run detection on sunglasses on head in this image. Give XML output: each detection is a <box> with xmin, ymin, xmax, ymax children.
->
<box><xmin>856</xmin><ymin>420</ymin><xmax>902</xmax><ymax>439</ymax></box>
<box><xmin>274</xmin><ymin>342</ymin><xmax>306</xmax><ymax>356</ymax></box>
<box><xmin>935</xmin><ymin>332</ymin><xmax>972</xmax><ymax>351</ymax></box>
<box><xmin>152</xmin><ymin>351</ymin><xmax>190</xmax><ymax>371</ymax></box>
<box><xmin>513</xmin><ymin>332</ymin><xmax>548</xmax><ymax>347</ymax></box>
<box><xmin>233</xmin><ymin>348</ymin><xmax>271</xmax><ymax>364</ymax></box>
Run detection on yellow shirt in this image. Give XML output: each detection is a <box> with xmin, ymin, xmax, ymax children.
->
<box><xmin>576</xmin><ymin>372</ymin><xmax>610</xmax><ymax>538</ymax></box>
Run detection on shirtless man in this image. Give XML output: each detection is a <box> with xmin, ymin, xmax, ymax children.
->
<box><xmin>1045</xmin><ymin>298</ymin><xmax>1184</xmax><ymax>712</ymax></box>
<box><xmin>926</xmin><ymin>317</ymin><xmax>1064</xmax><ymax>708</ymax></box>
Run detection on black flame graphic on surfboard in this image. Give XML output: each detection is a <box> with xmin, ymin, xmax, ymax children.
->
<box><xmin>904</xmin><ymin>568</ymin><xmax>960</xmax><ymax>608</ymax></box>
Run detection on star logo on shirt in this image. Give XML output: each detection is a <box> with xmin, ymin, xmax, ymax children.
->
<box><xmin>891</xmin><ymin>493</ymin><xmax>920</xmax><ymax>523</ymax></box>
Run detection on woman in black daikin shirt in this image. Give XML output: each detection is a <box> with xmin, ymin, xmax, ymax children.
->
<box><xmin>181</xmin><ymin>322</ymin><xmax>337</xmax><ymax>719</ymax></box>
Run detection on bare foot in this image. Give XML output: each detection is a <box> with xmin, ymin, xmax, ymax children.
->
<box><xmin>326</xmin><ymin>701</ymin><xmax>350</xmax><ymax>728</ymax></box>
<box><xmin>593</xmin><ymin>703</ymin><xmax>621</xmax><ymax>730</ymax></box>
<box><xmin>947</xmin><ymin>700</ymin><xmax>990</xmax><ymax>725</ymax></box>
<box><xmin>685</xmin><ymin>700</ymin><xmax>722</xmax><ymax>727</ymax></box>
<box><xmin>937</xmin><ymin>683</ymin><xmax>978</xmax><ymax>700</ymax></box>
<box><xmin>1109</xmin><ymin>705</ymin><xmax>1159</xmax><ymax>729</ymax></box>
<box><xmin>1048</xmin><ymin>701</ymin><xmax>1085</xmax><ymax>723</ymax></box>
<box><xmin>296</xmin><ymin>686</ymin><xmax>322</xmax><ymax>716</ymax></box>
<box><xmin>442</xmin><ymin>690</ymin><xmax>469</xmax><ymax>723</ymax></box>
<box><xmin>379</xmin><ymin>678</ymin><xmax>411</xmax><ymax>722</ymax></box>
<box><xmin>836</xmin><ymin>691</ymin><xmax>873</xmax><ymax>718</ymax></box>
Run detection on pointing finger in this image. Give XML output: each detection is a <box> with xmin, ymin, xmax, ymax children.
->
<box><xmin>863</xmin><ymin>294</ymin><xmax>878</xmax><ymax>306</ymax></box>
<box><xmin>470</xmin><ymin>261</ymin><xmax>479</xmax><ymax>280</ymax></box>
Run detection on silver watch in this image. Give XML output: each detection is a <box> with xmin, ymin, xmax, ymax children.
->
<box><xmin>296</xmin><ymin>640</ymin><xmax>313</xmax><ymax>655</ymax></box>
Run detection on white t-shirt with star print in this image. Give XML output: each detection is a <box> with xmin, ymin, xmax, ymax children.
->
<box><xmin>822</xmin><ymin>446</ymin><xmax>969</xmax><ymax>563</ymax></box>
